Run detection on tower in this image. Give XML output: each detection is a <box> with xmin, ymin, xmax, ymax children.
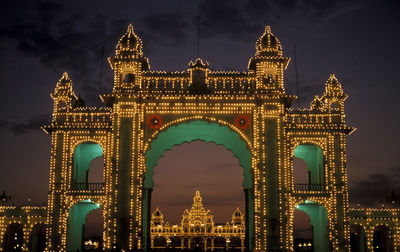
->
<box><xmin>50</xmin><ymin>72</ymin><xmax>77</xmax><ymax>115</ymax></box>
<box><xmin>248</xmin><ymin>26</ymin><xmax>290</xmax><ymax>91</ymax></box>
<box><xmin>107</xmin><ymin>24</ymin><xmax>149</xmax><ymax>93</ymax></box>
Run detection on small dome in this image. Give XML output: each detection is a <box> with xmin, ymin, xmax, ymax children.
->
<box><xmin>115</xmin><ymin>24</ymin><xmax>143</xmax><ymax>56</ymax></box>
<box><xmin>256</xmin><ymin>26</ymin><xmax>282</xmax><ymax>56</ymax></box>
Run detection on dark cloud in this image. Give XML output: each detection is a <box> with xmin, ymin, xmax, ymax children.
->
<box><xmin>0</xmin><ymin>0</ymin><xmax>366</xmax><ymax>107</ymax></box>
<box><xmin>0</xmin><ymin>114</ymin><xmax>50</xmax><ymax>135</ymax></box>
<box><xmin>197</xmin><ymin>0</ymin><xmax>365</xmax><ymax>42</ymax></box>
<box><xmin>0</xmin><ymin>2</ymin><xmax>123</xmax><ymax>104</ymax></box>
<box><xmin>198</xmin><ymin>0</ymin><xmax>257</xmax><ymax>42</ymax></box>
<box><xmin>140</xmin><ymin>12</ymin><xmax>189</xmax><ymax>48</ymax></box>
<box><xmin>349</xmin><ymin>167</ymin><xmax>400</xmax><ymax>207</ymax></box>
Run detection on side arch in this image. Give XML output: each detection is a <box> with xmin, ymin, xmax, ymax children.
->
<box><xmin>66</xmin><ymin>199</ymin><xmax>102</xmax><ymax>252</ymax></box>
<box><xmin>3</xmin><ymin>222</ymin><xmax>23</xmax><ymax>251</ymax></box>
<box><xmin>293</xmin><ymin>143</ymin><xmax>325</xmax><ymax>186</ymax></box>
<box><xmin>71</xmin><ymin>141</ymin><xmax>104</xmax><ymax>184</ymax></box>
<box><xmin>29</xmin><ymin>223</ymin><xmax>47</xmax><ymax>252</ymax></box>
<box><xmin>295</xmin><ymin>201</ymin><xmax>329</xmax><ymax>252</ymax></box>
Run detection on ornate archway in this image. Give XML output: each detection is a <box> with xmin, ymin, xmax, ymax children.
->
<box><xmin>43</xmin><ymin>24</ymin><xmax>353</xmax><ymax>251</ymax></box>
<box><xmin>143</xmin><ymin>119</ymin><xmax>254</xmax><ymax>251</ymax></box>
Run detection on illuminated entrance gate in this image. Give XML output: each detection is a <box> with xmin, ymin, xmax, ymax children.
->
<box><xmin>43</xmin><ymin>25</ymin><xmax>353</xmax><ymax>251</ymax></box>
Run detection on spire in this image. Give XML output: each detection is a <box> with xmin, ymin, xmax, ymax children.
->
<box><xmin>50</xmin><ymin>72</ymin><xmax>78</xmax><ymax>116</ymax></box>
<box><xmin>115</xmin><ymin>24</ymin><xmax>143</xmax><ymax>57</ymax></box>
<box><xmin>322</xmin><ymin>74</ymin><xmax>347</xmax><ymax>100</ymax></box>
<box><xmin>193</xmin><ymin>190</ymin><xmax>203</xmax><ymax>204</ymax></box>
<box><xmin>151</xmin><ymin>207</ymin><xmax>164</xmax><ymax>226</ymax></box>
<box><xmin>108</xmin><ymin>24</ymin><xmax>150</xmax><ymax>74</ymax></box>
<box><xmin>127</xmin><ymin>23</ymin><xmax>134</xmax><ymax>34</ymax></box>
<box><xmin>317</xmin><ymin>74</ymin><xmax>348</xmax><ymax>113</ymax></box>
<box><xmin>232</xmin><ymin>207</ymin><xmax>243</xmax><ymax>225</ymax></box>
<box><xmin>248</xmin><ymin>26</ymin><xmax>289</xmax><ymax>74</ymax></box>
<box><xmin>51</xmin><ymin>72</ymin><xmax>77</xmax><ymax>100</ymax></box>
<box><xmin>190</xmin><ymin>190</ymin><xmax>206</xmax><ymax>212</ymax></box>
<box><xmin>255</xmin><ymin>25</ymin><xmax>283</xmax><ymax>56</ymax></box>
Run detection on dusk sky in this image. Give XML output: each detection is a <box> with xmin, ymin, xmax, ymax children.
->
<box><xmin>1</xmin><ymin>0</ymin><xmax>400</xmax><ymax>224</ymax></box>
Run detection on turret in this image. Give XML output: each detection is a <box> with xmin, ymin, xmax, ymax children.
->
<box><xmin>232</xmin><ymin>207</ymin><xmax>244</xmax><ymax>225</ymax></box>
<box><xmin>248</xmin><ymin>26</ymin><xmax>290</xmax><ymax>91</ymax></box>
<box><xmin>309</xmin><ymin>74</ymin><xmax>347</xmax><ymax>124</ymax></box>
<box><xmin>50</xmin><ymin>72</ymin><xmax>77</xmax><ymax>117</ymax></box>
<box><xmin>151</xmin><ymin>207</ymin><xmax>164</xmax><ymax>226</ymax></box>
<box><xmin>320</xmin><ymin>74</ymin><xmax>347</xmax><ymax>111</ymax></box>
<box><xmin>108</xmin><ymin>24</ymin><xmax>149</xmax><ymax>93</ymax></box>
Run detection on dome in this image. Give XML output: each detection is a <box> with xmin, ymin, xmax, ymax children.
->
<box><xmin>255</xmin><ymin>26</ymin><xmax>282</xmax><ymax>56</ymax></box>
<box><xmin>115</xmin><ymin>24</ymin><xmax>143</xmax><ymax>56</ymax></box>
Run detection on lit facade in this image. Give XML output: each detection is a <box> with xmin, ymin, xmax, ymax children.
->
<box><xmin>0</xmin><ymin>24</ymin><xmax>398</xmax><ymax>252</ymax></box>
<box><xmin>150</xmin><ymin>191</ymin><xmax>245</xmax><ymax>251</ymax></box>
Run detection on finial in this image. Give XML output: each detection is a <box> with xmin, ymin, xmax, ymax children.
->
<box><xmin>327</xmin><ymin>74</ymin><xmax>339</xmax><ymax>84</ymax></box>
<box><xmin>62</xmin><ymin>72</ymin><xmax>69</xmax><ymax>79</ymax></box>
<box><xmin>127</xmin><ymin>24</ymin><xmax>134</xmax><ymax>33</ymax></box>
<box><xmin>266</xmin><ymin>26</ymin><xmax>272</xmax><ymax>34</ymax></box>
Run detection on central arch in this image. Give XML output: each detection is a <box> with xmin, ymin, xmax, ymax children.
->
<box><xmin>143</xmin><ymin>119</ymin><xmax>254</xmax><ymax>251</ymax></box>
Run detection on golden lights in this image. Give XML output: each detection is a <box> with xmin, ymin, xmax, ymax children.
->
<box><xmin>0</xmin><ymin>24</ymin><xmax>389</xmax><ymax>252</ymax></box>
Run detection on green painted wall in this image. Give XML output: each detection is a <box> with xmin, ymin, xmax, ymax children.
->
<box><xmin>265</xmin><ymin>118</ymin><xmax>280</xmax><ymax>249</ymax></box>
<box><xmin>117</xmin><ymin>118</ymin><xmax>133</xmax><ymax>249</ymax></box>
<box><xmin>294</xmin><ymin>144</ymin><xmax>324</xmax><ymax>184</ymax></box>
<box><xmin>297</xmin><ymin>202</ymin><xmax>329</xmax><ymax>252</ymax></box>
<box><xmin>50</xmin><ymin>133</ymin><xmax>64</xmax><ymax>249</ymax></box>
<box><xmin>72</xmin><ymin>143</ymin><xmax>103</xmax><ymax>184</ymax></box>
<box><xmin>143</xmin><ymin>120</ymin><xmax>253</xmax><ymax>251</ymax></box>
<box><xmin>67</xmin><ymin>200</ymin><xmax>100</xmax><ymax>252</ymax></box>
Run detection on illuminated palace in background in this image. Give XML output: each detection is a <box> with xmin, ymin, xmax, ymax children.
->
<box><xmin>1</xmin><ymin>24</ymin><xmax>400</xmax><ymax>252</ymax></box>
<box><xmin>150</xmin><ymin>191</ymin><xmax>245</xmax><ymax>251</ymax></box>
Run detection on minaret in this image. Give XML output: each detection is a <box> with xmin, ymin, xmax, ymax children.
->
<box><xmin>108</xmin><ymin>24</ymin><xmax>149</xmax><ymax>93</ymax></box>
<box><xmin>248</xmin><ymin>26</ymin><xmax>290</xmax><ymax>92</ymax></box>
